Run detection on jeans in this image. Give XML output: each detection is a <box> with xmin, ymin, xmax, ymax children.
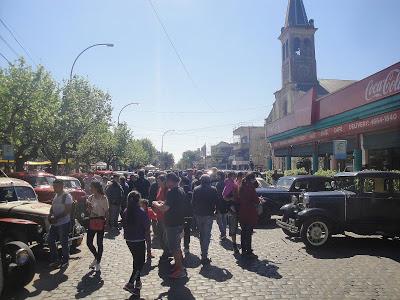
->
<box><xmin>157</xmin><ymin>221</ymin><xmax>170</xmax><ymax>255</ymax></box>
<box><xmin>86</xmin><ymin>229</ymin><xmax>104</xmax><ymax>263</ymax></box>
<box><xmin>48</xmin><ymin>222</ymin><xmax>70</xmax><ymax>263</ymax></box>
<box><xmin>183</xmin><ymin>218</ymin><xmax>192</xmax><ymax>250</ymax></box>
<box><xmin>240</xmin><ymin>223</ymin><xmax>254</xmax><ymax>254</ymax></box>
<box><xmin>195</xmin><ymin>215</ymin><xmax>213</xmax><ymax>258</ymax></box>
<box><xmin>109</xmin><ymin>204</ymin><xmax>120</xmax><ymax>228</ymax></box>
<box><xmin>126</xmin><ymin>241</ymin><xmax>145</xmax><ymax>284</ymax></box>
<box><xmin>216</xmin><ymin>213</ymin><xmax>227</xmax><ymax>237</ymax></box>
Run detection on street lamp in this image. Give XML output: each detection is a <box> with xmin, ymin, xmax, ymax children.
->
<box><xmin>69</xmin><ymin>43</ymin><xmax>114</xmax><ymax>80</ymax></box>
<box><xmin>161</xmin><ymin>130</ymin><xmax>175</xmax><ymax>153</ymax></box>
<box><xmin>117</xmin><ymin>102</ymin><xmax>140</xmax><ymax>125</ymax></box>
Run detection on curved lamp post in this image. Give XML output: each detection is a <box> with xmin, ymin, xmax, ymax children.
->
<box><xmin>161</xmin><ymin>129</ymin><xmax>175</xmax><ymax>153</ymax></box>
<box><xmin>69</xmin><ymin>43</ymin><xmax>114</xmax><ymax>80</ymax></box>
<box><xmin>117</xmin><ymin>102</ymin><xmax>140</xmax><ymax>125</ymax></box>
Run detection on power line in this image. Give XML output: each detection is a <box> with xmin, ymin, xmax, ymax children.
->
<box><xmin>147</xmin><ymin>0</ymin><xmax>215</xmax><ymax>112</ymax></box>
<box><xmin>0</xmin><ymin>33</ymin><xmax>20</xmax><ymax>59</ymax></box>
<box><xmin>134</xmin><ymin>106</ymin><xmax>268</xmax><ymax>115</ymax></box>
<box><xmin>0</xmin><ymin>51</ymin><xmax>11</xmax><ymax>64</ymax></box>
<box><xmin>0</xmin><ymin>18</ymin><xmax>37</xmax><ymax>66</ymax></box>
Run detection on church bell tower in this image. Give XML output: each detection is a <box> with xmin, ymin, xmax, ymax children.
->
<box><xmin>280</xmin><ymin>0</ymin><xmax>317</xmax><ymax>91</ymax></box>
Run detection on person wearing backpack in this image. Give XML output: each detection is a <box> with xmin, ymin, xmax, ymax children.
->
<box><xmin>48</xmin><ymin>179</ymin><xmax>73</xmax><ymax>268</ymax></box>
<box><xmin>106</xmin><ymin>174</ymin><xmax>124</xmax><ymax>231</ymax></box>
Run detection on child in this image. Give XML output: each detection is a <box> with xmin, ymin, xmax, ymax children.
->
<box><xmin>122</xmin><ymin>191</ymin><xmax>150</xmax><ymax>296</ymax></box>
<box><xmin>140</xmin><ymin>199</ymin><xmax>156</xmax><ymax>260</ymax></box>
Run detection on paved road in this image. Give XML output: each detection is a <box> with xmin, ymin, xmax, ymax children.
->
<box><xmin>3</xmin><ymin>221</ymin><xmax>400</xmax><ymax>300</ymax></box>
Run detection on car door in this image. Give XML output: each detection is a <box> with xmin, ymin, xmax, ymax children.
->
<box><xmin>360</xmin><ymin>176</ymin><xmax>392</xmax><ymax>231</ymax></box>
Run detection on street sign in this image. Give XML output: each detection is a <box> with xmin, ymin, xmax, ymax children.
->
<box><xmin>333</xmin><ymin>140</ymin><xmax>347</xmax><ymax>160</ymax></box>
<box><xmin>2</xmin><ymin>144</ymin><xmax>15</xmax><ymax>160</ymax></box>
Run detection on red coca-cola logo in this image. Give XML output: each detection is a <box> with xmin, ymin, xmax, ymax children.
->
<box><xmin>365</xmin><ymin>69</ymin><xmax>400</xmax><ymax>101</ymax></box>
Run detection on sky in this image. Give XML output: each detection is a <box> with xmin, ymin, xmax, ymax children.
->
<box><xmin>1</xmin><ymin>0</ymin><xmax>399</xmax><ymax>161</ymax></box>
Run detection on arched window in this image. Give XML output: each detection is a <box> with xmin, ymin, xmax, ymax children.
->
<box><xmin>293</xmin><ymin>37</ymin><xmax>301</xmax><ymax>56</ymax></box>
<box><xmin>303</xmin><ymin>38</ymin><xmax>312</xmax><ymax>56</ymax></box>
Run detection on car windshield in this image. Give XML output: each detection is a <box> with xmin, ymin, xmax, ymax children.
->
<box><xmin>29</xmin><ymin>176</ymin><xmax>55</xmax><ymax>187</ymax></box>
<box><xmin>64</xmin><ymin>179</ymin><xmax>81</xmax><ymax>189</ymax></box>
<box><xmin>0</xmin><ymin>186</ymin><xmax>37</xmax><ymax>202</ymax></box>
<box><xmin>335</xmin><ymin>176</ymin><xmax>358</xmax><ymax>192</ymax></box>
<box><xmin>276</xmin><ymin>177</ymin><xmax>294</xmax><ymax>190</ymax></box>
<box><xmin>256</xmin><ymin>178</ymin><xmax>269</xmax><ymax>188</ymax></box>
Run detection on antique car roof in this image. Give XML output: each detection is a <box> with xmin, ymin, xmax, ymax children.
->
<box><xmin>56</xmin><ymin>176</ymin><xmax>79</xmax><ymax>181</ymax></box>
<box><xmin>335</xmin><ymin>171</ymin><xmax>400</xmax><ymax>178</ymax></box>
<box><xmin>0</xmin><ymin>177</ymin><xmax>33</xmax><ymax>188</ymax></box>
<box><xmin>280</xmin><ymin>175</ymin><xmax>331</xmax><ymax>180</ymax></box>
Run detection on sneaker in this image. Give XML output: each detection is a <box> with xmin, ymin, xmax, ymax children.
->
<box><xmin>123</xmin><ymin>282</ymin><xmax>135</xmax><ymax>294</ymax></box>
<box><xmin>94</xmin><ymin>263</ymin><xmax>101</xmax><ymax>272</ymax></box>
<box><xmin>89</xmin><ymin>259</ymin><xmax>97</xmax><ymax>269</ymax></box>
<box><xmin>201</xmin><ymin>257</ymin><xmax>211</xmax><ymax>265</ymax></box>
<box><xmin>135</xmin><ymin>280</ymin><xmax>142</xmax><ymax>290</ymax></box>
<box><xmin>169</xmin><ymin>268</ymin><xmax>187</xmax><ymax>279</ymax></box>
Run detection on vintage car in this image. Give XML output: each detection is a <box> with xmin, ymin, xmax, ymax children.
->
<box><xmin>8</xmin><ymin>171</ymin><xmax>56</xmax><ymax>204</ymax></box>
<box><xmin>277</xmin><ymin>171</ymin><xmax>400</xmax><ymax>248</ymax></box>
<box><xmin>256</xmin><ymin>175</ymin><xmax>334</xmax><ymax>222</ymax></box>
<box><xmin>0</xmin><ymin>177</ymin><xmax>85</xmax><ymax>249</ymax></box>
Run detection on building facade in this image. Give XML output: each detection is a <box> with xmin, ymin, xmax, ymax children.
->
<box><xmin>265</xmin><ymin>0</ymin><xmax>400</xmax><ymax>172</ymax></box>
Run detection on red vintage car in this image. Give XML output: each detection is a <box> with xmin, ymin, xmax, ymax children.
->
<box><xmin>55</xmin><ymin>176</ymin><xmax>87</xmax><ymax>202</ymax></box>
<box><xmin>8</xmin><ymin>171</ymin><xmax>56</xmax><ymax>204</ymax></box>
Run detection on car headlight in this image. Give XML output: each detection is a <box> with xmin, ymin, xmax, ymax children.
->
<box><xmin>303</xmin><ymin>194</ymin><xmax>310</xmax><ymax>206</ymax></box>
<box><xmin>15</xmin><ymin>248</ymin><xmax>30</xmax><ymax>266</ymax></box>
<box><xmin>37</xmin><ymin>225</ymin><xmax>43</xmax><ymax>234</ymax></box>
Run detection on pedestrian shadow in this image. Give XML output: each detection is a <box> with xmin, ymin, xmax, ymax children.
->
<box><xmin>199</xmin><ymin>265</ymin><xmax>233</xmax><ymax>282</ymax></box>
<box><xmin>183</xmin><ymin>252</ymin><xmax>201</xmax><ymax>268</ymax></box>
<box><xmin>219</xmin><ymin>238</ymin><xmax>234</xmax><ymax>251</ymax></box>
<box><xmin>156</xmin><ymin>278</ymin><xmax>194</xmax><ymax>300</ymax></box>
<box><xmin>75</xmin><ymin>270</ymin><xmax>104</xmax><ymax>299</ymax></box>
<box><xmin>104</xmin><ymin>230</ymin><xmax>120</xmax><ymax>239</ymax></box>
<box><xmin>236</xmin><ymin>257</ymin><xmax>282</xmax><ymax>279</ymax></box>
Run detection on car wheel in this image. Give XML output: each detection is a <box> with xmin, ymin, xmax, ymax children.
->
<box><xmin>282</xmin><ymin>228</ymin><xmax>298</xmax><ymax>237</ymax></box>
<box><xmin>300</xmin><ymin>217</ymin><xmax>330</xmax><ymax>248</ymax></box>
<box><xmin>2</xmin><ymin>241</ymin><xmax>36</xmax><ymax>288</ymax></box>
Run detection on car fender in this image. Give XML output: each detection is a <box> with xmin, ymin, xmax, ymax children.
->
<box><xmin>297</xmin><ymin>208</ymin><xmax>334</xmax><ymax>225</ymax></box>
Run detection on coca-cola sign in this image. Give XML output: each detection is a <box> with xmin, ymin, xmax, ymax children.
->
<box><xmin>365</xmin><ymin>68</ymin><xmax>400</xmax><ymax>102</ymax></box>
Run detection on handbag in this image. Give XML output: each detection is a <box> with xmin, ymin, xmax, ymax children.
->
<box><xmin>89</xmin><ymin>217</ymin><xmax>105</xmax><ymax>231</ymax></box>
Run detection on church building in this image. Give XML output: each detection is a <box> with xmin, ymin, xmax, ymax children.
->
<box><xmin>265</xmin><ymin>0</ymin><xmax>400</xmax><ymax>172</ymax></box>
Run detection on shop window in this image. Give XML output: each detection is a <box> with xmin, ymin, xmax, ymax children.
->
<box><xmin>363</xmin><ymin>177</ymin><xmax>390</xmax><ymax>193</ymax></box>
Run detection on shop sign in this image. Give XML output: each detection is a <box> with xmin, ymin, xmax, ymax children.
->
<box><xmin>333</xmin><ymin>140</ymin><xmax>347</xmax><ymax>160</ymax></box>
<box><xmin>2</xmin><ymin>144</ymin><xmax>14</xmax><ymax>160</ymax></box>
<box><xmin>272</xmin><ymin>109</ymin><xmax>400</xmax><ymax>149</ymax></box>
<box><xmin>319</xmin><ymin>62</ymin><xmax>400</xmax><ymax>120</ymax></box>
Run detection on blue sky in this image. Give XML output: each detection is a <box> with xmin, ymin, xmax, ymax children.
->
<box><xmin>1</xmin><ymin>0</ymin><xmax>399</xmax><ymax>161</ymax></box>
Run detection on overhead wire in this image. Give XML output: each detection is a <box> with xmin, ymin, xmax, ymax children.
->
<box><xmin>147</xmin><ymin>0</ymin><xmax>216</xmax><ymax>112</ymax></box>
<box><xmin>0</xmin><ymin>33</ymin><xmax>20</xmax><ymax>59</ymax></box>
<box><xmin>0</xmin><ymin>18</ymin><xmax>37</xmax><ymax>66</ymax></box>
<box><xmin>0</xmin><ymin>51</ymin><xmax>11</xmax><ymax>64</ymax></box>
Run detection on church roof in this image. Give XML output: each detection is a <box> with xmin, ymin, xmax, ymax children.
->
<box><xmin>317</xmin><ymin>79</ymin><xmax>357</xmax><ymax>97</ymax></box>
<box><xmin>285</xmin><ymin>0</ymin><xmax>309</xmax><ymax>27</ymax></box>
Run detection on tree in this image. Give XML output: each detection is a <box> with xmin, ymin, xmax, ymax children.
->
<box><xmin>41</xmin><ymin>76</ymin><xmax>112</xmax><ymax>173</ymax></box>
<box><xmin>139</xmin><ymin>138</ymin><xmax>158</xmax><ymax>165</ymax></box>
<box><xmin>177</xmin><ymin>150</ymin><xmax>202</xmax><ymax>169</ymax></box>
<box><xmin>0</xmin><ymin>59</ymin><xmax>59</xmax><ymax>170</ymax></box>
<box><xmin>159</xmin><ymin>152</ymin><xmax>175</xmax><ymax>170</ymax></box>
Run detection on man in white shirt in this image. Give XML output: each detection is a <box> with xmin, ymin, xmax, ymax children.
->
<box><xmin>48</xmin><ymin>179</ymin><xmax>73</xmax><ymax>268</ymax></box>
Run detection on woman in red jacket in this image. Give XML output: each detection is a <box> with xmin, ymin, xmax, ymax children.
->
<box><xmin>238</xmin><ymin>172</ymin><xmax>261</xmax><ymax>258</ymax></box>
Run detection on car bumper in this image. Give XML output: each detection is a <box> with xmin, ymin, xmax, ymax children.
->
<box><xmin>276</xmin><ymin>218</ymin><xmax>299</xmax><ymax>234</ymax></box>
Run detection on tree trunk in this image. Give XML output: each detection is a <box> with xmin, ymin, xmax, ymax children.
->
<box><xmin>51</xmin><ymin>161</ymin><xmax>58</xmax><ymax>175</ymax></box>
<box><xmin>15</xmin><ymin>158</ymin><xmax>25</xmax><ymax>172</ymax></box>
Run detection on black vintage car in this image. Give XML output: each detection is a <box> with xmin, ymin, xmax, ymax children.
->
<box><xmin>256</xmin><ymin>175</ymin><xmax>334</xmax><ymax>222</ymax></box>
<box><xmin>277</xmin><ymin>171</ymin><xmax>400</xmax><ymax>248</ymax></box>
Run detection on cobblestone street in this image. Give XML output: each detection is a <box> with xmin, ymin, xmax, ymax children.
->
<box><xmin>3</xmin><ymin>221</ymin><xmax>400</xmax><ymax>300</ymax></box>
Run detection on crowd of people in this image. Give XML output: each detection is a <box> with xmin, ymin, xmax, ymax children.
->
<box><xmin>46</xmin><ymin>168</ymin><xmax>264</xmax><ymax>296</ymax></box>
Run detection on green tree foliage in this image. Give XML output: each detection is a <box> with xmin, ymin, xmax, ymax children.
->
<box><xmin>41</xmin><ymin>76</ymin><xmax>112</xmax><ymax>173</ymax></box>
<box><xmin>159</xmin><ymin>152</ymin><xmax>175</xmax><ymax>170</ymax></box>
<box><xmin>0</xmin><ymin>59</ymin><xmax>59</xmax><ymax>170</ymax></box>
<box><xmin>177</xmin><ymin>150</ymin><xmax>202</xmax><ymax>170</ymax></box>
<box><xmin>139</xmin><ymin>138</ymin><xmax>158</xmax><ymax>165</ymax></box>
